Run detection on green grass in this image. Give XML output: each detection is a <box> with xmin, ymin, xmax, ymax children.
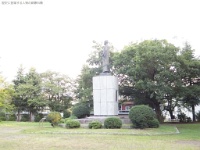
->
<box><xmin>0</xmin><ymin>121</ymin><xmax>200</xmax><ymax>150</ymax></box>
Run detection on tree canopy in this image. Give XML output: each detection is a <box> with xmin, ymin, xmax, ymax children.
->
<box><xmin>113</xmin><ymin>40</ymin><xmax>200</xmax><ymax>121</ymax></box>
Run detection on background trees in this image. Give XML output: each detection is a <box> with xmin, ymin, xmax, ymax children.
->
<box><xmin>178</xmin><ymin>43</ymin><xmax>200</xmax><ymax>121</ymax></box>
<box><xmin>12</xmin><ymin>68</ymin><xmax>73</xmax><ymax>121</ymax></box>
<box><xmin>1</xmin><ymin>39</ymin><xmax>199</xmax><ymax>122</ymax></box>
<box><xmin>74</xmin><ymin>39</ymin><xmax>199</xmax><ymax>122</ymax></box>
<box><xmin>0</xmin><ymin>76</ymin><xmax>14</xmax><ymax>113</ymax></box>
<box><xmin>41</xmin><ymin>71</ymin><xmax>73</xmax><ymax>112</ymax></box>
<box><xmin>13</xmin><ymin>67</ymin><xmax>47</xmax><ymax>121</ymax></box>
<box><xmin>113</xmin><ymin>40</ymin><xmax>179</xmax><ymax>121</ymax></box>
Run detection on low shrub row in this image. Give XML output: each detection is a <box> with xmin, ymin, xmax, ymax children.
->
<box><xmin>65</xmin><ymin>117</ymin><xmax>122</xmax><ymax>129</ymax></box>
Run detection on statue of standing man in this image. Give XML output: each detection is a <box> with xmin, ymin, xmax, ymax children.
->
<box><xmin>102</xmin><ymin>40</ymin><xmax>110</xmax><ymax>73</ymax></box>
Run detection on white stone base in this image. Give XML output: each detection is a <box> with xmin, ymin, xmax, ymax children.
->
<box><xmin>93</xmin><ymin>75</ymin><xmax>118</xmax><ymax>116</ymax></box>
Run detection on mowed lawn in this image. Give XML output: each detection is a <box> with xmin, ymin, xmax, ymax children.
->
<box><xmin>0</xmin><ymin>121</ymin><xmax>200</xmax><ymax>150</ymax></box>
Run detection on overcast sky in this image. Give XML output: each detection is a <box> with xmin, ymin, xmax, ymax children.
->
<box><xmin>0</xmin><ymin>0</ymin><xmax>200</xmax><ymax>82</ymax></box>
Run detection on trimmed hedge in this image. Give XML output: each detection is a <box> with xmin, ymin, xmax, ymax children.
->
<box><xmin>129</xmin><ymin>105</ymin><xmax>159</xmax><ymax>129</ymax></box>
<box><xmin>104</xmin><ymin>117</ymin><xmax>122</xmax><ymax>129</ymax></box>
<box><xmin>66</xmin><ymin>120</ymin><xmax>80</xmax><ymax>128</ymax></box>
<box><xmin>89</xmin><ymin>121</ymin><xmax>102</xmax><ymax>129</ymax></box>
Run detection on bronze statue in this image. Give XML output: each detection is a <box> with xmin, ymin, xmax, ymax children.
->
<box><xmin>102</xmin><ymin>40</ymin><xmax>110</xmax><ymax>73</ymax></box>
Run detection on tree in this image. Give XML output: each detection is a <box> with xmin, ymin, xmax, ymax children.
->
<box><xmin>41</xmin><ymin>71</ymin><xmax>73</xmax><ymax>112</ymax></box>
<box><xmin>0</xmin><ymin>76</ymin><xmax>14</xmax><ymax>113</ymax></box>
<box><xmin>178</xmin><ymin>43</ymin><xmax>200</xmax><ymax>121</ymax></box>
<box><xmin>12</xmin><ymin>65</ymin><xmax>28</xmax><ymax>121</ymax></box>
<box><xmin>24</xmin><ymin>68</ymin><xmax>47</xmax><ymax>121</ymax></box>
<box><xmin>13</xmin><ymin>67</ymin><xmax>47</xmax><ymax>121</ymax></box>
<box><xmin>113</xmin><ymin>40</ymin><xmax>180</xmax><ymax>122</ymax></box>
<box><xmin>75</xmin><ymin>65</ymin><xmax>95</xmax><ymax>107</ymax></box>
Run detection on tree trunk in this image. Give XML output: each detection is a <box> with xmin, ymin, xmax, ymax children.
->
<box><xmin>154</xmin><ymin>103</ymin><xmax>164</xmax><ymax>123</ymax></box>
<box><xmin>191</xmin><ymin>104</ymin><xmax>196</xmax><ymax>122</ymax></box>
<box><xmin>17</xmin><ymin>110</ymin><xmax>20</xmax><ymax>122</ymax></box>
<box><xmin>169</xmin><ymin>109</ymin><xmax>175</xmax><ymax>119</ymax></box>
<box><xmin>30</xmin><ymin>111</ymin><xmax>32</xmax><ymax>122</ymax></box>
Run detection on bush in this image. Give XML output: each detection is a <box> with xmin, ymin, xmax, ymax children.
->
<box><xmin>0</xmin><ymin>112</ymin><xmax>6</xmax><ymax>121</ymax></box>
<box><xmin>148</xmin><ymin>118</ymin><xmax>159</xmax><ymax>128</ymax></box>
<box><xmin>66</xmin><ymin>120</ymin><xmax>80</xmax><ymax>128</ymax></box>
<box><xmin>21</xmin><ymin>114</ymin><xmax>30</xmax><ymax>122</ymax></box>
<box><xmin>69</xmin><ymin>115</ymin><xmax>78</xmax><ymax>119</ymax></box>
<box><xmin>34</xmin><ymin>113</ymin><xmax>44</xmax><ymax>122</ymax></box>
<box><xmin>47</xmin><ymin>112</ymin><xmax>61</xmax><ymax>127</ymax></box>
<box><xmin>64</xmin><ymin>116</ymin><xmax>78</xmax><ymax>123</ymax></box>
<box><xmin>196</xmin><ymin>111</ymin><xmax>200</xmax><ymax>122</ymax></box>
<box><xmin>8</xmin><ymin>114</ymin><xmax>17</xmax><ymax>121</ymax></box>
<box><xmin>186</xmin><ymin>117</ymin><xmax>192</xmax><ymax>123</ymax></box>
<box><xmin>59</xmin><ymin>118</ymin><xmax>65</xmax><ymax>123</ymax></box>
<box><xmin>104</xmin><ymin>117</ymin><xmax>122</xmax><ymax>129</ymax></box>
<box><xmin>129</xmin><ymin>105</ymin><xmax>158</xmax><ymax>129</ymax></box>
<box><xmin>177</xmin><ymin>112</ymin><xmax>187</xmax><ymax>122</ymax></box>
<box><xmin>89</xmin><ymin>121</ymin><xmax>102</xmax><ymax>129</ymax></box>
<box><xmin>63</xmin><ymin>109</ymin><xmax>71</xmax><ymax>118</ymax></box>
<box><xmin>72</xmin><ymin>103</ymin><xmax>90</xmax><ymax>119</ymax></box>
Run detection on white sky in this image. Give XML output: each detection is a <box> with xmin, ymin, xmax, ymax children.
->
<box><xmin>0</xmin><ymin>0</ymin><xmax>200</xmax><ymax>82</ymax></box>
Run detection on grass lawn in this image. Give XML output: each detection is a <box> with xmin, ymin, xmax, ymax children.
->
<box><xmin>0</xmin><ymin>121</ymin><xmax>200</xmax><ymax>150</ymax></box>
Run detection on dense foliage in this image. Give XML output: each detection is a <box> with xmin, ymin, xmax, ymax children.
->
<box><xmin>0</xmin><ymin>76</ymin><xmax>14</xmax><ymax>113</ymax></box>
<box><xmin>13</xmin><ymin>67</ymin><xmax>47</xmax><ymax>121</ymax></box>
<box><xmin>0</xmin><ymin>112</ymin><xmax>6</xmax><ymax>121</ymax></box>
<box><xmin>12</xmin><ymin>67</ymin><xmax>73</xmax><ymax>121</ymax></box>
<box><xmin>47</xmin><ymin>112</ymin><xmax>61</xmax><ymax>127</ymax></box>
<box><xmin>113</xmin><ymin>40</ymin><xmax>200</xmax><ymax>122</ymax></box>
<box><xmin>104</xmin><ymin>117</ymin><xmax>122</xmax><ymax>129</ymax></box>
<box><xmin>196</xmin><ymin>111</ymin><xmax>200</xmax><ymax>122</ymax></box>
<box><xmin>20</xmin><ymin>114</ymin><xmax>30</xmax><ymax>122</ymax></box>
<box><xmin>41</xmin><ymin>71</ymin><xmax>73</xmax><ymax>112</ymax></box>
<box><xmin>129</xmin><ymin>105</ymin><xmax>159</xmax><ymax>129</ymax></box>
<box><xmin>72</xmin><ymin>102</ymin><xmax>90</xmax><ymax>118</ymax></box>
<box><xmin>34</xmin><ymin>113</ymin><xmax>44</xmax><ymax>122</ymax></box>
<box><xmin>63</xmin><ymin>109</ymin><xmax>71</xmax><ymax>118</ymax></box>
<box><xmin>7</xmin><ymin>114</ymin><xmax>17</xmax><ymax>121</ymax></box>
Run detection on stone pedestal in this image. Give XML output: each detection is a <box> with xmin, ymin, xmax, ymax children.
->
<box><xmin>93</xmin><ymin>75</ymin><xmax>118</xmax><ymax>116</ymax></box>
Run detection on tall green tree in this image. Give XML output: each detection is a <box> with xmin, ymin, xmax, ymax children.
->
<box><xmin>24</xmin><ymin>68</ymin><xmax>46</xmax><ymax>121</ymax></box>
<box><xmin>113</xmin><ymin>40</ymin><xmax>180</xmax><ymax>122</ymax></box>
<box><xmin>12</xmin><ymin>65</ymin><xmax>28</xmax><ymax>121</ymax></box>
<box><xmin>178</xmin><ymin>43</ymin><xmax>200</xmax><ymax>121</ymax></box>
<box><xmin>13</xmin><ymin>67</ymin><xmax>47</xmax><ymax>121</ymax></box>
<box><xmin>41</xmin><ymin>71</ymin><xmax>73</xmax><ymax>112</ymax></box>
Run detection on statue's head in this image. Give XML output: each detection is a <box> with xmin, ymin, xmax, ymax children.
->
<box><xmin>104</xmin><ymin>40</ymin><xmax>108</xmax><ymax>45</ymax></box>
